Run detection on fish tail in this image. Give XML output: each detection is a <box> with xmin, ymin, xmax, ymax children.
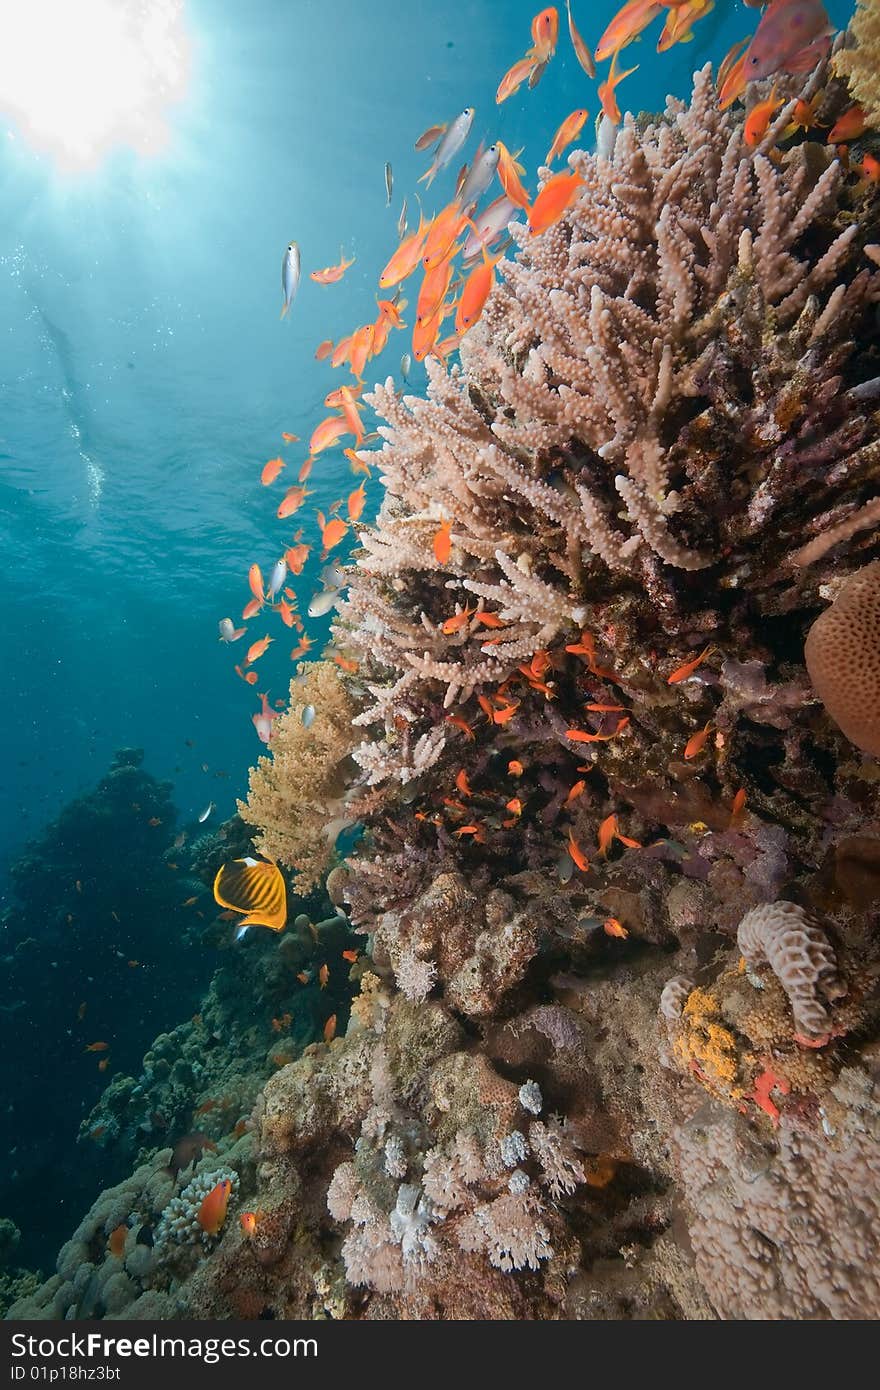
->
<box><xmin>280</xmin><ymin>302</ymin><xmax>289</xmax><ymax>320</ymax></box>
<box><xmin>418</xmin><ymin>165</ymin><xmax>437</xmax><ymax>189</ymax></box>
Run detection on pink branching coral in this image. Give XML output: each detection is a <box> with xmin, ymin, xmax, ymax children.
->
<box><xmin>333</xmin><ymin>64</ymin><xmax>880</xmax><ymax>1006</ymax></box>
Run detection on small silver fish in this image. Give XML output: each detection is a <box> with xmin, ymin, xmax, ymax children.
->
<box><xmin>301</xmin><ymin>704</ymin><xmax>316</xmax><ymax>728</ymax></box>
<box><xmin>280</xmin><ymin>241</ymin><xmax>301</xmax><ymax>320</ymax></box>
<box><xmin>198</xmin><ymin>801</ymin><xmax>216</xmax><ymax>824</ymax></box>
<box><xmin>384</xmin><ymin>162</ymin><xmax>393</xmax><ymax>206</ymax></box>
<box><xmin>320</xmin><ymin>562</ymin><xmax>347</xmax><ymax>589</ymax></box>
<box><xmin>462</xmin><ymin>195</ymin><xmax>517</xmax><ymax>260</ymax></box>
<box><xmin>307</xmin><ymin>588</ymin><xmax>340</xmax><ymax>619</ymax></box>
<box><xmin>267</xmin><ymin>558</ymin><xmax>287</xmax><ymax>600</ymax></box>
<box><xmin>397</xmin><ymin>196</ymin><xmax>408</xmax><ymax>240</ymax></box>
<box><xmin>457</xmin><ymin>144</ymin><xmax>499</xmax><ymax>211</ymax></box>
<box><xmin>217</xmin><ymin>618</ymin><xmax>246</xmax><ymax>643</ymax></box>
<box><xmin>400</xmin><ymin>352</ymin><xmax>412</xmax><ymax>381</ymax></box>
<box><xmin>419</xmin><ymin>107</ymin><xmax>474</xmax><ymax>189</ymax></box>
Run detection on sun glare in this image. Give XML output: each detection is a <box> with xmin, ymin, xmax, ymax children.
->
<box><xmin>0</xmin><ymin>0</ymin><xmax>190</xmax><ymax>169</ymax></box>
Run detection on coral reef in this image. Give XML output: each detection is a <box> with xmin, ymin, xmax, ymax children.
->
<box><xmin>239</xmin><ymin>662</ymin><xmax>358</xmax><ymax>892</ymax></box>
<box><xmin>12</xmin><ymin>53</ymin><xmax>880</xmax><ymax>1323</ymax></box>
<box><xmin>805</xmin><ymin>560</ymin><xmax>880</xmax><ymax>756</ymax></box>
<box><xmin>331</xmin><ymin>64</ymin><xmax>880</xmax><ymax>1024</ymax></box>
<box><xmin>832</xmin><ymin>0</ymin><xmax>880</xmax><ymax>127</ymax></box>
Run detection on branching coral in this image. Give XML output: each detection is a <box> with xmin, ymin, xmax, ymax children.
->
<box><xmin>238</xmin><ymin>662</ymin><xmax>358</xmax><ymax>891</ymax></box>
<box><xmin>333</xmin><ymin>64</ymin><xmax>880</xmax><ymax>1013</ymax></box>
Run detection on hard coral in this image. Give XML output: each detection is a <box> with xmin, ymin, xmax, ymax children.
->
<box><xmin>805</xmin><ymin>561</ymin><xmax>880</xmax><ymax>758</ymax></box>
<box><xmin>239</xmin><ymin>661</ymin><xmax>357</xmax><ymax>892</ymax></box>
<box><xmin>334</xmin><ymin>64</ymin><xmax>880</xmax><ymax>1013</ymax></box>
<box><xmin>832</xmin><ymin>0</ymin><xmax>880</xmax><ymax>128</ymax></box>
<box><xmin>736</xmin><ymin>901</ymin><xmax>847</xmax><ymax>1040</ymax></box>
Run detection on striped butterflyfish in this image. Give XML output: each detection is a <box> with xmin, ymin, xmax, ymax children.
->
<box><xmin>213</xmin><ymin>857</ymin><xmax>287</xmax><ymax>936</ymax></box>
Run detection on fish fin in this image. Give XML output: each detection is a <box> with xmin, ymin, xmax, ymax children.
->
<box><xmin>418</xmin><ymin>166</ymin><xmax>437</xmax><ymax>189</ymax></box>
<box><xmin>235</xmin><ymin>925</ymin><xmax>250</xmax><ymax>941</ymax></box>
<box><xmin>280</xmin><ymin>303</ymin><xmax>289</xmax><ymax>320</ymax></box>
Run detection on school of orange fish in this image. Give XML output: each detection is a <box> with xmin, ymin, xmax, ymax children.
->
<box><xmin>207</xmin><ymin>0</ymin><xmax>873</xmax><ymax>925</ymax></box>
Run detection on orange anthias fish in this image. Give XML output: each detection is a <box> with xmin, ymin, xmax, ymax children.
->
<box><xmin>828</xmin><ymin>105</ymin><xmax>865</xmax><ymax>143</ymax></box>
<box><xmin>595</xmin><ymin>0</ymin><xmax>662</xmax><ymax>63</ymax></box>
<box><xmin>318</xmin><ymin>963</ymin><xmax>329</xmax><ymax>989</ymax></box>
<box><xmin>248</xmin><ymin>563</ymin><xmax>264</xmax><ymax>604</ymax></box>
<box><xmin>242</xmin><ymin>598</ymin><xmax>262</xmax><ymax>621</ymax></box>
<box><xmin>567</xmin><ymin>830</ymin><xmax>590</xmax><ymax>873</ymax></box>
<box><xmin>603</xmin><ymin>917</ymin><xmax>629</xmax><ymax>939</ymax></box>
<box><xmin>323</xmin><ymin>1014</ymin><xmax>337</xmax><ymax>1042</ymax></box>
<box><xmin>281</xmin><ymin>431</ymin><xmax>298</xmax><ymax>444</ymax></box>
<box><xmin>317</xmin><ymin>512</ymin><xmax>349</xmax><ymax>553</ymax></box>
<box><xmin>310</xmin><ymin>415</ymin><xmax>349</xmax><ymax>456</ymax></box>
<box><xmin>496</xmin><ymin>54</ymin><xmax>537</xmax><ymax>105</ymax></box>
<box><xmin>342</xmin><ymin>949</ymin><xmax>359</xmax><ymax>963</ymax></box>
<box><xmin>564</xmin><ymin>779</ymin><xmax>587</xmax><ymax>807</ymax></box>
<box><xmin>531</xmin><ymin>6</ymin><xmax>559</xmax><ymax>58</ymax></box>
<box><xmin>277</xmin><ymin>485</ymin><xmax>312</xmax><ymax>520</ymax></box>
<box><xmin>240</xmin><ymin>1212</ymin><xmax>258</xmax><ymax>1237</ymax></box>
<box><xmin>245</xmin><ymin>634</ymin><xmax>273</xmax><ymax>664</ymax></box>
<box><xmin>338</xmin><ymin>386</ymin><xmax>365</xmax><ymax>445</ymax></box>
<box><xmin>261</xmin><ymin>456</ymin><xmax>285</xmax><ymax>487</ymax></box>
<box><xmin>508</xmin><ymin>759</ymin><xmax>524</xmax><ymax>776</ymax></box>
<box><xmin>455</xmin><ymin>245</ymin><xmax>499</xmax><ymax>335</ymax></box>
<box><xmin>379</xmin><ymin>216</ymin><xmax>428</xmax><ymax>289</ymax></box>
<box><xmin>528</xmin><ymin>169</ymin><xmax>584</xmax><ymax>234</ymax></box>
<box><xmin>455</xmin><ymin>769</ymin><xmax>473</xmax><ymax>797</ymax></box>
<box><xmin>598</xmin><ymin>49</ymin><xmax>639</xmax><ymax>126</ymax></box>
<box><xmin>684</xmin><ymin>722</ymin><xmax>713</xmax><ymax>759</ymax></box>
<box><xmin>310</xmin><ymin>251</ymin><xmax>355</xmax><ymax>284</ymax></box>
<box><xmin>348</xmin><ymin>323</ymin><xmax>376</xmax><ymax>378</ymax></box>
<box><xmin>252</xmin><ymin>692</ymin><xmax>278</xmax><ymax>744</ymax></box>
<box><xmin>214</xmin><ymin>856</ymin><xmax>287</xmax><ymax>933</ymax></box>
<box><xmin>495</xmin><ymin>141</ymin><xmax>530</xmax><ymax>209</ymax></box>
<box><xmin>546</xmin><ymin>109</ymin><xmax>589</xmax><ymax>164</ymax></box>
<box><xmin>285</xmin><ymin>541</ymin><xmax>310</xmax><ymax>574</ymax></box>
<box><xmin>657</xmin><ymin>0</ymin><xmax>715</xmax><ymax>54</ymax></box>
<box><xmin>347</xmin><ymin>481</ymin><xmax>367</xmax><ymax>522</ymax></box>
<box><xmin>198</xmin><ymin>1179</ymin><xmax>233</xmax><ymax>1236</ymax></box>
<box><xmin>85</xmin><ymin>1042</ymin><xmax>109</xmax><ymax>1052</ymax></box>
<box><xmin>861</xmin><ymin>154</ymin><xmax>880</xmax><ymax>182</ymax></box>
<box><xmin>597</xmin><ymin>813</ymin><xmax>642</xmax><ymax>856</ymax></box>
<box><xmin>565</xmin><ymin>0</ymin><xmax>595</xmax><ymax>78</ymax></box>
<box><xmin>443</xmin><ymin>605</ymin><xmax>475</xmax><ymax>634</ymax></box>
<box><xmin>717</xmin><ymin>36</ymin><xmax>750</xmax><ymax>110</ymax></box>
<box><xmin>744</xmin><ymin>84</ymin><xmax>782</xmax><ymax>147</ymax></box>
<box><xmin>422</xmin><ymin>203</ymin><xmax>468</xmax><ymax>271</ymax></box>
<box><xmin>107</xmin><ymin>1225</ymin><xmax>127</xmax><ymax>1258</ymax></box>
<box><xmin>315</xmin><ymin>338</ymin><xmax>335</xmax><ymax>360</ymax></box>
<box><xmin>741</xmin><ymin>0</ymin><xmax>834</xmax><ymax>84</ymax></box>
<box><xmin>667</xmin><ymin>644</ymin><xmax>715</xmax><ymax>684</ymax></box>
<box><xmin>434</xmin><ymin>518</ymin><xmax>452</xmax><ymax>564</ymax></box>
<box><xmin>446</xmin><ymin>713</ymin><xmax>476</xmax><ymax>740</ymax></box>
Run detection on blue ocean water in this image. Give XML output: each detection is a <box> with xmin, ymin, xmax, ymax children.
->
<box><xmin>0</xmin><ymin>0</ymin><xmax>857</xmax><ymax>1270</ymax></box>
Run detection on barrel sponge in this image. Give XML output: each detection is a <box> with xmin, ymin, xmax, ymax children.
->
<box><xmin>736</xmin><ymin>902</ymin><xmax>846</xmax><ymax>1039</ymax></box>
<box><xmin>805</xmin><ymin>561</ymin><xmax>880</xmax><ymax>757</ymax></box>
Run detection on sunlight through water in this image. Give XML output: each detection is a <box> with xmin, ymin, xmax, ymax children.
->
<box><xmin>0</xmin><ymin>0</ymin><xmax>190</xmax><ymax>169</ymax></box>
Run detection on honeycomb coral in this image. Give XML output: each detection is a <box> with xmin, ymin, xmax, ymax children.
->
<box><xmin>736</xmin><ymin>902</ymin><xmax>846</xmax><ymax>1040</ymax></box>
<box><xmin>805</xmin><ymin>561</ymin><xmax>880</xmax><ymax>758</ymax></box>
